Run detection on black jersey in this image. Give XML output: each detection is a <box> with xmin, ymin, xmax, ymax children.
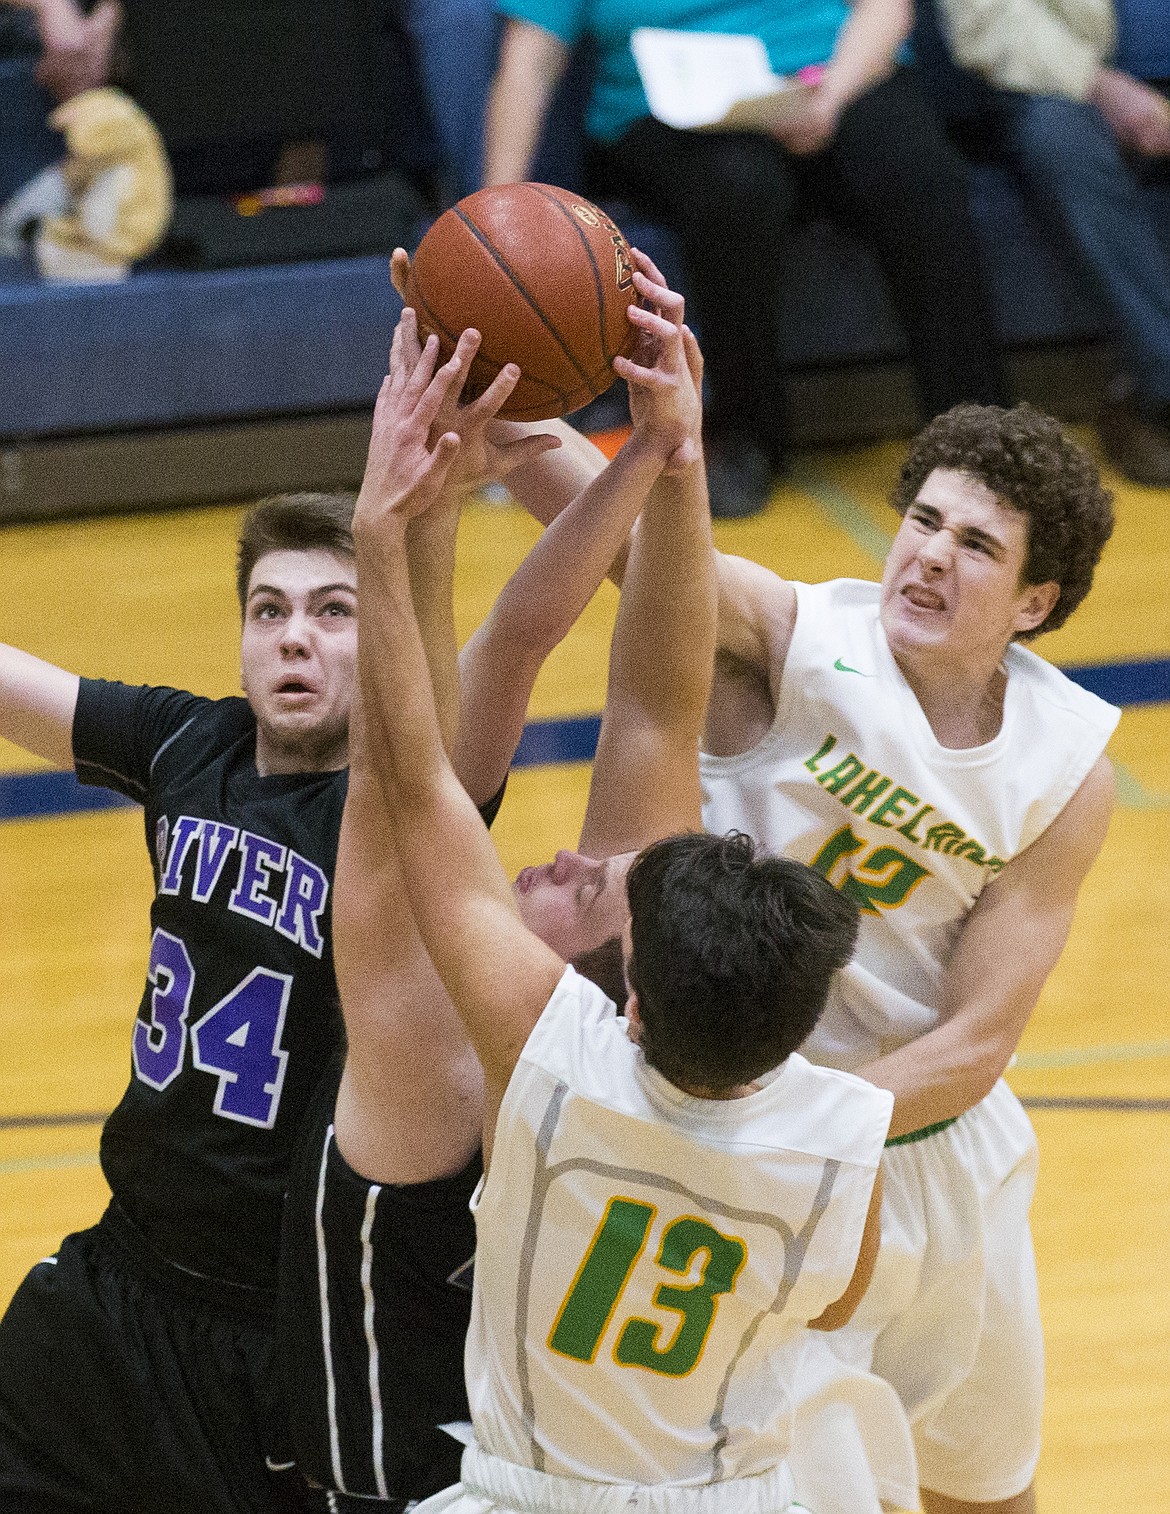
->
<box><xmin>74</xmin><ymin>677</ymin><xmax>347</xmax><ymax>1290</ymax></box>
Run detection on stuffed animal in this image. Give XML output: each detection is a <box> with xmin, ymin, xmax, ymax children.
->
<box><xmin>0</xmin><ymin>86</ymin><xmax>172</xmax><ymax>281</ymax></box>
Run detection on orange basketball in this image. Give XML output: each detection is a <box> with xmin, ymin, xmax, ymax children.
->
<box><xmin>403</xmin><ymin>183</ymin><xmax>639</xmax><ymax>421</ymax></box>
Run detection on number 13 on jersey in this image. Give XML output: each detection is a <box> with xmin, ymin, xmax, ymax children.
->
<box><xmin>548</xmin><ymin>1197</ymin><xmax>747</xmax><ymax>1378</ymax></box>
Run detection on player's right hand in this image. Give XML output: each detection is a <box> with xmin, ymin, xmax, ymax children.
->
<box><xmin>615</xmin><ymin>251</ymin><xmax>703</xmax><ymax>474</ymax></box>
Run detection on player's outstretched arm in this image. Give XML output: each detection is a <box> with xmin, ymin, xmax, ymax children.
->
<box><xmin>0</xmin><ymin>644</ymin><xmax>80</xmax><ymax>767</ymax></box>
<box><xmin>399</xmin><ymin>319</ymin><xmax>562</xmax><ymax>759</ymax></box>
<box><xmin>490</xmin><ymin>430</ymin><xmax>797</xmax><ymax>699</ymax></box>
<box><xmin>579</xmin><ymin>262</ymin><xmax>716</xmax><ymax>856</ymax></box>
<box><xmin>353</xmin><ymin>320</ymin><xmax>567</xmax><ymax>1157</ymax></box>
<box><xmin>858</xmin><ymin>754</ymin><xmax>1115</xmax><ymax>1138</ymax></box>
<box><xmin>333</xmin><ymin>321</ymin><xmax>550</xmax><ymax>1184</ymax></box>
<box><xmin>332</xmin><ymin>703</ymin><xmax>485</xmax><ymax>1184</ymax></box>
<box><xmin>454</xmin><ymin>299</ymin><xmax>698</xmax><ymax>806</ymax></box>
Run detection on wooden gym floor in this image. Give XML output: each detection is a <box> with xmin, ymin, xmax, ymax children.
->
<box><xmin>1</xmin><ymin>431</ymin><xmax>1167</xmax><ymax>1509</ymax></box>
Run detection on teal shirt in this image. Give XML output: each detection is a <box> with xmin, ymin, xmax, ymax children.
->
<box><xmin>498</xmin><ymin>0</ymin><xmax>850</xmax><ymax>142</ymax></box>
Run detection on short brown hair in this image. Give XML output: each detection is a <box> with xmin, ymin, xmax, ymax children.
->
<box><xmin>890</xmin><ymin>403</ymin><xmax>1113</xmax><ymax>638</ymax></box>
<box><xmin>236</xmin><ymin>492</ymin><xmax>356</xmax><ymax>612</ymax></box>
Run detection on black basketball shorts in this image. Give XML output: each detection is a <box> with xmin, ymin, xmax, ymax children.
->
<box><xmin>0</xmin><ymin>1202</ymin><xmax>307</xmax><ymax>1514</ymax></box>
<box><xmin>279</xmin><ymin>1102</ymin><xmax>480</xmax><ymax>1509</ymax></box>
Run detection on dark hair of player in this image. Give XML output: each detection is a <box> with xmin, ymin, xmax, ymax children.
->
<box><xmin>236</xmin><ymin>493</ymin><xmax>357</xmax><ymax>612</ymax></box>
<box><xmin>890</xmin><ymin>402</ymin><xmax>1114</xmax><ymax>639</ymax></box>
<box><xmin>572</xmin><ymin>935</ymin><xmax>628</xmax><ymax>1016</ymax></box>
<box><xmin>625</xmin><ymin>833</ymin><xmax>859</xmax><ymax>1094</ymax></box>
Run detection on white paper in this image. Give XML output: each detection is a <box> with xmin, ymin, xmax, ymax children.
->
<box><xmin>631</xmin><ymin>28</ymin><xmax>811</xmax><ymax>132</ymax></box>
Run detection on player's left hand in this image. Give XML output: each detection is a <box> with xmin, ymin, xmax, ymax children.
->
<box><xmin>391</xmin><ymin>253</ymin><xmax>562</xmax><ymax>493</ymax></box>
<box><xmin>615</xmin><ymin>250</ymin><xmax>703</xmax><ymax>473</ymax></box>
<box><xmin>355</xmin><ymin>309</ymin><xmax>469</xmax><ymax>532</ymax></box>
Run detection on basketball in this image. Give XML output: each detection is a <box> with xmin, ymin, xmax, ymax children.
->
<box><xmin>403</xmin><ymin>183</ymin><xmax>640</xmax><ymax>421</ymax></box>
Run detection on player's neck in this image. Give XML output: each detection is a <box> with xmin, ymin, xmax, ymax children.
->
<box><xmin>254</xmin><ymin>731</ymin><xmax>349</xmax><ymax>777</ymax></box>
<box><xmin>671</xmin><ymin>1076</ymin><xmax>757</xmax><ymax>1101</ymax></box>
<box><xmin>893</xmin><ymin>648</ymin><xmax>1008</xmax><ymax>750</ymax></box>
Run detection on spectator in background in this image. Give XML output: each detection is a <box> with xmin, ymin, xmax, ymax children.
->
<box><xmin>484</xmin><ymin>0</ymin><xmax>1011</xmax><ymax>518</ymax></box>
<box><xmin>931</xmin><ymin>0</ymin><xmax>1170</xmax><ymax>485</ymax></box>
<box><xmin>3</xmin><ymin>0</ymin><xmax>120</xmax><ymax>101</ymax></box>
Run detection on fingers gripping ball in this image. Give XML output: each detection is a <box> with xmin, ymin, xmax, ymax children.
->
<box><xmin>404</xmin><ymin>183</ymin><xmax>639</xmax><ymax>421</ymax></box>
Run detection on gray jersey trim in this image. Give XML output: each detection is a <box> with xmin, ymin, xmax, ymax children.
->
<box><xmin>513</xmin><ymin>1080</ymin><xmax>845</xmax><ymax>1479</ymax></box>
<box><xmin>148</xmin><ymin>715</ymin><xmax>198</xmax><ymax>777</ymax></box>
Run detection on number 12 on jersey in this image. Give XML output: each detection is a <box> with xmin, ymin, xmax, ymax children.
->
<box><xmin>549</xmin><ymin>1196</ymin><xmax>747</xmax><ymax>1378</ymax></box>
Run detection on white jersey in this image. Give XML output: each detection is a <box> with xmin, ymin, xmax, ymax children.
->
<box><xmin>701</xmin><ymin>578</ymin><xmax>1119</xmax><ymax>1070</ymax></box>
<box><xmin>466</xmin><ymin>967</ymin><xmax>893</xmax><ymax>1488</ymax></box>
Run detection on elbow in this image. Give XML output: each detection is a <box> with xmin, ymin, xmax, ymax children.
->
<box><xmin>951</xmin><ymin>1038</ymin><xmax>1015</xmax><ymax>1118</ymax></box>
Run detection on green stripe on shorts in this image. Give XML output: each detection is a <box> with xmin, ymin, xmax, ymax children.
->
<box><xmin>885</xmin><ymin>1116</ymin><xmax>959</xmax><ymax>1147</ymax></box>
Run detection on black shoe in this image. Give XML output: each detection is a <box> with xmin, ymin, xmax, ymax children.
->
<box><xmin>1098</xmin><ymin>383</ymin><xmax>1170</xmax><ymax>486</ymax></box>
<box><xmin>705</xmin><ymin>438</ymin><xmax>774</xmax><ymax>519</ymax></box>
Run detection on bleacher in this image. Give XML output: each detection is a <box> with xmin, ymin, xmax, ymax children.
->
<box><xmin>2</xmin><ymin>0</ymin><xmax>1166</xmax><ymax>523</ymax></box>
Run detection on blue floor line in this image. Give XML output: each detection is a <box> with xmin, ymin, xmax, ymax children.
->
<box><xmin>2</xmin><ymin>653</ymin><xmax>1166</xmax><ymax>825</ymax></box>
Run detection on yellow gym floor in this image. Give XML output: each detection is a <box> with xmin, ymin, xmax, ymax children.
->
<box><xmin>1</xmin><ymin>432</ymin><xmax>1167</xmax><ymax>1508</ymax></box>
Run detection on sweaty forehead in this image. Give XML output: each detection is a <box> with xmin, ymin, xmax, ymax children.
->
<box><xmin>247</xmin><ymin>548</ymin><xmax>357</xmax><ymax>600</ymax></box>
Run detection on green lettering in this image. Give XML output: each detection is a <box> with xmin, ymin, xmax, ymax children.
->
<box><xmin>870</xmin><ymin>786</ymin><xmax>919</xmax><ymax>829</ymax></box>
<box><xmin>549</xmin><ymin>1198</ymin><xmax>654</xmax><ymax>1363</ymax></box>
<box><xmin>841</xmin><ymin>847</ymin><xmax>931</xmax><ymax>916</ymax></box>
<box><xmin>818</xmin><ymin>755</ymin><xmax>865</xmax><ymax>795</ymax></box>
<box><xmin>897</xmin><ymin>804</ymin><xmax>933</xmax><ymax>844</ymax></box>
<box><xmin>810</xmin><ymin>826</ymin><xmax>867</xmax><ymax>882</ymax></box>
<box><xmin>839</xmin><ymin>770</ymin><xmax>892</xmax><ymax>816</ymax></box>
<box><xmin>804</xmin><ymin>734</ymin><xmax>838</xmax><ymax>774</ymax></box>
<box><xmin>986</xmin><ymin>857</ymin><xmax>1006</xmax><ymax>875</ymax></box>
<box><xmin>924</xmin><ymin>821</ymin><xmax>966</xmax><ymax>853</ymax></box>
<box><xmin>615</xmin><ymin>1218</ymin><xmax>746</xmax><ymax>1378</ymax></box>
<box><xmin>951</xmin><ymin>839</ymin><xmax>987</xmax><ymax>865</ymax></box>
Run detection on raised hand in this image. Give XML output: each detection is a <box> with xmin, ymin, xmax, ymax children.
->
<box><xmin>614</xmin><ymin>249</ymin><xmax>703</xmax><ymax>474</ymax></box>
<box><xmin>391</xmin><ymin>249</ymin><xmax>562</xmax><ymax>492</ymax></box>
<box><xmin>354</xmin><ymin>310</ymin><xmax>467</xmax><ymax>533</ymax></box>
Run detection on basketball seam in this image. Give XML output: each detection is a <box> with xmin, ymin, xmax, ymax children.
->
<box><xmin>409</xmin><ymin>280</ymin><xmax>565</xmax><ymax>402</ymax></box>
<box><xmin>527</xmin><ymin>185</ymin><xmax>614</xmax><ymax>373</ymax></box>
<box><xmin>453</xmin><ymin>206</ymin><xmax>596</xmax><ymax>390</ymax></box>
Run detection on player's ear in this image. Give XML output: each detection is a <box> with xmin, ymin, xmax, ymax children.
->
<box><xmin>1014</xmin><ymin>580</ymin><xmax>1059</xmax><ymax>635</ymax></box>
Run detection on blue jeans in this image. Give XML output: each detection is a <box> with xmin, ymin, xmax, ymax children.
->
<box><xmin>981</xmin><ymin>91</ymin><xmax>1170</xmax><ymax>407</ymax></box>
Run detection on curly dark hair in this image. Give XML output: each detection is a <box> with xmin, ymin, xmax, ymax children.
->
<box><xmin>890</xmin><ymin>403</ymin><xmax>1113</xmax><ymax>638</ymax></box>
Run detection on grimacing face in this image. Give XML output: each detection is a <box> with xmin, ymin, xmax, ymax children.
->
<box><xmin>513</xmin><ymin>848</ymin><xmax>636</xmax><ymax>960</ymax></box>
<box><xmin>239</xmin><ymin>548</ymin><xmax>358</xmax><ymax>776</ymax></box>
<box><xmin>880</xmin><ymin>468</ymin><xmax>1059</xmax><ymax>670</ymax></box>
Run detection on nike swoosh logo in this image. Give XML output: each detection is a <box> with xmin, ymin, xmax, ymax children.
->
<box><xmin>834</xmin><ymin>658</ymin><xmax>873</xmax><ymax>676</ymax></box>
<box><xmin>265</xmin><ymin>1457</ymin><xmax>296</xmax><ymax>1472</ymax></box>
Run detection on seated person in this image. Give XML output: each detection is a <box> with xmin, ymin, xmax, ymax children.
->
<box><xmin>930</xmin><ymin>0</ymin><xmax>1170</xmax><ymax>484</ymax></box>
<box><xmin>484</xmin><ymin>0</ymin><xmax>1010</xmax><ymax>517</ymax></box>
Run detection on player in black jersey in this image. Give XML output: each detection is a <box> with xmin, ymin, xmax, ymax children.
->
<box><xmin>279</xmin><ymin>266</ymin><xmax>712</xmax><ymax>1512</ymax></box>
<box><xmin>0</xmin><ymin>492</ymin><xmax>363</xmax><ymax>1513</ymax></box>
